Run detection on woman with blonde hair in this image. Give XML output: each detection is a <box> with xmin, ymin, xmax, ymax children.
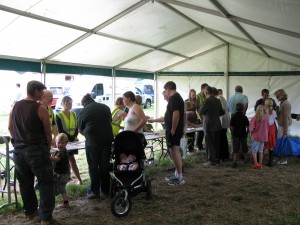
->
<box><xmin>274</xmin><ymin>89</ymin><xmax>292</xmax><ymax>164</ymax></box>
<box><xmin>250</xmin><ymin>105</ymin><xmax>269</xmax><ymax>169</ymax></box>
<box><xmin>264</xmin><ymin>99</ymin><xmax>277</xmax><ymax>167</ymax></box>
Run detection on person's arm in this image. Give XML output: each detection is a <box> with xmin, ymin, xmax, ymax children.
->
<box><xmin>243</xmin><ymin>96</ymin><xmax>249</xmax><ymax>114</ymax></box>
<box><xmin>132</xmin><ymin>105</ymin><xmax>147</xmax><ymax>132</ymax></box>
<box><xmin>171</xmin><ymin>110</ymin><xmax>179</xmax><ymax>135</ymax></box>
<box><xmin>8</xmin><ymin>111</ymin><xmax>13</xmax><ymax>136</ymax></box>
<box><xmin>50</xmin><ymin>155</ymin><xmax>61</xmax><ymax>163</ymax></box>
<box><xmin>38</xmin><ymin>105</ymin><xmax>52</xmax><ymax>150</ymax></box>
<box><xmin>282</xmin><ymin>102</ymin><xmax>291</xmax><ymax>135</ymax></box>
<box><xmin>148</xmin><ymin>117</ymin><xmax>164</xmax><ymax>123</ymax></box>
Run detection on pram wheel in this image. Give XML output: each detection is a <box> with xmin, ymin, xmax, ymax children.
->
<box><xmin>111</xmin><ymin>192</ymin><xmax>132</xmax><ymax>217</ymax></box>
<box><xmin>146</xmin><ymin>178</ymin><xmax>152</xmax><ymax>200</ymax></box>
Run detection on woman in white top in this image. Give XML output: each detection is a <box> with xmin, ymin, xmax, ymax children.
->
<box><xmin>123</xmin><ymin>91</ymin><xmax>148</xmax><ymax>134</ymax></box>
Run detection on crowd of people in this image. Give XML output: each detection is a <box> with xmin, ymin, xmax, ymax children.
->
<box><xmin>7</xmin><ymin>79</ymin><xmax>295</xmax><ymax>224</ymax></box>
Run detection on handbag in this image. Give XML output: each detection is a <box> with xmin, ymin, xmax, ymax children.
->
<box><xmin>274</xmin><ymin>137</ymin><xmax>300</xmax><ymax>157</ymax></box>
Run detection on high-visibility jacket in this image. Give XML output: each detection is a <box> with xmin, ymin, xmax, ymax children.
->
<box><xmin>47</xmin><ymin>107</ymin><xmax>56</xmax><ymax>132</ymax></box>
<box><xmin>56</xmin><ymin>111</ymin><xmax>77</xmax><ymax>136</ymax></box>
<box><xmin>111</xmin><ymin>106</ymin><xmax>123</xmax><ymax>137</ymax></box>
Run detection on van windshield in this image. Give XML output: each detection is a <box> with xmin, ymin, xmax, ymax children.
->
<box><xmin>144</xmin><ymin>85</ymin><xmax>154</xmax><ymax>94</ymax></box>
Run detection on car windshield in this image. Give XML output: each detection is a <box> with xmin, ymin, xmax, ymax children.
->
<box><xmin>144</xmin><ymin>85</ymin><xmax>153</xmax><ymax>94</ymax></box>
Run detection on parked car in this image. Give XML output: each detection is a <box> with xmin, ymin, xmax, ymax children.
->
<box><xmin>48</xmin><ymin>86</ymin><xmax>65</xmax><ymax>109</ymax></box>
<box><xmin>134</xmin><ymin>87</ymin><xmax>152</xmax><ymax>109</ymax></box>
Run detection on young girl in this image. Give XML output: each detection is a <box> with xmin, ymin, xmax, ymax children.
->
<box><xmin>250</xmin><ymin>105</ymin><xmax>269</xmax><ymax>169</ymax></box>
<box><xmin>50</xmin><ymin>134</ymin><xmax>70</xmax><ymax>208</ymax></box>
<box><xmin>264</xmin><ymin>99</ymin><xmax>277</xmax><ymax>167</ymax></box>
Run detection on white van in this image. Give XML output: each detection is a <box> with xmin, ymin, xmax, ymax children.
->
<box><xmin>134</xmin><ymin>80</ymin><xmax>154</xmax><ymax>103</ymax></box>
<box><xmin>55</xmin><ymin>76</ymin><xmax>113</xmax><ymax>114</ymax></box>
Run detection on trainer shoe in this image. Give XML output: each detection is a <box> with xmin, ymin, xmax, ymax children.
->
<box><xmin>277</xmin><ymin>160</ymin><xmax>287</xmax><ymax>165</ymax></box>
<box><xmin>232</xmin><ymin>161</ymin><xmax>237</xmax><ymax>168</ymax></box>
<box><xmin>165</xmin><ymin>174</ymin><xmax>177</xmax><ymax>182</ymax></box>
<box><xmin>167</xmin><ymin>178</ymin><xmax>185</xmax><ymax>186</ymax></box>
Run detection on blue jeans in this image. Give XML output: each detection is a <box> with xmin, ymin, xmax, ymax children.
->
<box><xmin>85</xmin><ymin>142</ymin><xmax>111</xmax><ymax>196</ymax></box>
<box><xmin>13</xmin><ymin>143</ymin><xmax>55</xmax><ymax>221</ymax></box>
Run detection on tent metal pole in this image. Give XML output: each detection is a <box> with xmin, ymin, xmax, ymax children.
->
<box><xmin>41</xmin><ymin>62</ymin><xmax>46</xmax><ymax>86</ymax></box>
<box><xmin>225</xmin><ymin>44</ymin><xmax>229</xmax><ymax>100</ymax></box>
<box><xmin>112</xmin><ymin>68</ymin><xmax>116</xmax><ymax>106</ymax></box>
<box><xmin>154</xmin><ymin>73</ymin><xmax>158</xmax><ymax>130</ymax></box>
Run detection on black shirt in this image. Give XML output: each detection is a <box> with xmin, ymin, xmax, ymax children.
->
<box><xmin>254</xmin><ymin>98</ymin><xmax>277</xmax><ymax>111</ymax></box>
<box><xmin>165</xmin><ymin>92</ymin><xmax>184</xmax><ymax>135</ymax></box>
<box><xmin>230</xmin><ymin>112</ymin><xmax>249</xmax><ymax>137</ymax></box>
<box><xmin>54</xmin><ymin>150</ymin><xmax>69</xmax><ymax>174</ymax></box>
<box><xmin>78</xmin><ymin>100</ymin><xmax>113</xmax><ymax>147</ymax></box>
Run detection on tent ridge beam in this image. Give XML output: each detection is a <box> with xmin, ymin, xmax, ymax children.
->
<box><xmin>158</xmin><ymin>1</ymin><xmax>227</xmax><ymax>43</ymax></box>
<box><xmin>157</xmin><ymin>0</ymin><xmax>300</xmax><ymax>39</ymax></box>
<box><xmin>91</xmin><ymin>0</ymin><xmax>148</xmax><ymax>33</ymax></box>
<box><xmin>208</xmin><ymin>0</ymin><xmax>269</xmax><ymax>57</ymax></box>
<box><xmin>0</xmin><ymin>4</ymin><xmax>90</xmax><ymax>33</ymax></box>
<box><xmin>43</xmin><ymin>1</ymin><xmax>147</xmax><ymax>60</ymax></box>
<box><xmin>115</xmin><ymin>27</ymin><xmax>201</xmax><ymax>68</ymax></box>
<box><xmin>209</xmin><ymin>29</ymin><xmax>300</xmax><ymax>59</ymax></box>
<box><xmin>156</xmin><ymin>43</ymin><xmax>226</xmax><ymax>72</ymax></box>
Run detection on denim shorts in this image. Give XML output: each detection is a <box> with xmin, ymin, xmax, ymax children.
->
<box><xmin>251</xmin><ymin>141</ymin><xmax>264</xmax><ymax>153</ymax></box>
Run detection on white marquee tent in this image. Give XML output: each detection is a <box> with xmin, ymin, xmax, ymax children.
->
<box><xmin>0</xmin><ymin>0</ymin><xmax>300</xmax><ymax>132</ymax></box>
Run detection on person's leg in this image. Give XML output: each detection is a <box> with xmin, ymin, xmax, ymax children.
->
<box><xmin>69</xmin><ymin>154</ymin><xmax>82</xmax><ymax>185</ymax></box>
<box><xmin>13</xmin><ymin>148</ymin><xmax>38</xmax><ymax>216</ymax></box>
<box><xmin>214</xmin><ymin>130</ymin><xmax>221</xmax><ymax>164</ymax></box>
<box><xmin>220</xmin><ymin>128</ymin><xmax>229</xmax><ymax>160</ymax></box>
<box><xmin>196</xmin><ymin>130</ymin><xmax>204</xmax><ymax>150</ymax></box>
<box><xmin>206</xmin><ymin>132</ymin><xmax>217</xmax><ymax>165</ymax></box>
<box><xmin>251</xmin><ymin>141</ymin><xmax>259</xmax><ymax>168</ymax></box>
<box><xmin>186</xmin><ymin>132</ymin><xmax>194</xmax><ymax>152</ymax></box>
<box><xmin>170</xmin><ymin>145</ymin><xmax>183</xmax><ymax>181</ymax></box>
<box><xmin>85</xmin><ymin>146</ymin><xmax>101</xmax><ymax>196</ymax></box>
<box><xmin>99</xmin><ymin>142</ymin><xmax>112</xmax><ymax>196</ymax></box>
<box><xmin>29</xmin><ymin>144</ymin><xmax>55</xmax><ymax>222</ymax></box>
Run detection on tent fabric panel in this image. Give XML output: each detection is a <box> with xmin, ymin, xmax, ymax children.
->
<box><xmin>268</xmin><ymin>58</ymin><xmax>300</xmax><ymax>72</ymax></box>
<box><xmin>172</xmin><ymin>5</ymin><xmax>247</xmax><ymax>39</ymax></box>
<box><xmin>52</xmin><ymin>35</ymin><xmax>150</xmax><ymax>67</ymax></box>
<box><xmin>266</xmin><ymin>49</ymin><xmax>300</xmax><ymax>68</ymax></box>
<box><xmin>115</xmin><ymin>70</ymin><xmax>154</xmax><ymax>79</ymax></box>
<box><xmin>0</xmin><ymin>58</ymin><xmax>40</xmax><ymax>72</ymax></box>
<box><xmin>121</xmin><ymin>51</ymin><xmax>184</xmax><ymax>72</ymax></box>
<box><xmin>163</xmin><ymin>46</ymin><xmax>225</xmax><ymax>72</ymax></box>
<box><xmin>101</xmin><ymin>2</ymin><xmax>197</xmax><ymax>46</ymax></box>
<box><xmin>241</xmin><ymin>24</ymin><xmax>300</xmax><ymax>56</ymax></box>
<box><xmin>46</xmin><ymin>63</ymin><xmax>111</xmax><ymax>76</ymax></box>
<box><xmin>0</xmin><ymin>13</ymin><xmax>84</xmax><ymax>59</ymax></box>
<box><xmin>25</xmin><ymin>0</ymin><xmax>140</xmax><ymax>29</ymax></box>
<box><xmin>222</xmin><ymin>0</ymin><xmax>300</xmax><ymax>33</ymax></box>
<box><xmin>163</xmin><ymin>30</ymin><xmax>224</xmax><ymax>57</ymax></box>
<box><xmin>229</xmin><ymin>46</ymin><xmax>268</xmax><ymax>72</ymax></box>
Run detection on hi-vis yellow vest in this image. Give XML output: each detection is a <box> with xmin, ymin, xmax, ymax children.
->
<box><xmin>56</xmin><ymin>111</ymin><xmax>77</xmax><ymax>136</ymax></box>
<box><xmin>47</xmin><ymin>107</ymin><xmax>55</xmax><ymax>132</ymax></box>
<box><xmin>111</xmin><ymin>107</ymin><xmax>123</xmax><ymax>137</ymax></box>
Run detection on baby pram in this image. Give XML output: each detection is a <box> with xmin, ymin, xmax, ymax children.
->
<box><xmin>110</xmin><ymin>131</ymin><xmax>152</xmax><ymax>217</ymax></box>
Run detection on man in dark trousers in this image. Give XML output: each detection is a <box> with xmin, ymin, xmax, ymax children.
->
<box><xmin>200</xmin><ymin>86</ymin><xmax>225</xmax><ymax>166</ymax></box>
<box><xmin>78</xmin><ymin>93</ymin><xmax>113</xmax><ymax>199</ymax></box>
<box><xmin>164</xmin><ymin>81</ymin><xmax>185</xmax><ymax>186</ymax></box>
<box><xmin>8</xmin><ymin>80</ymin><xmax>55</xmax><ymax>225</ymax></box>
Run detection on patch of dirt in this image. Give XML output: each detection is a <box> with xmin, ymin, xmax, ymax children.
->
<box><xmin>1</xmin><ymin>153</ymin><xmax>300</xmax><ymax>225</ymax></box>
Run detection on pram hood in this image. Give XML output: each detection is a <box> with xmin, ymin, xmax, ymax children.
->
<box><xmin>113</xmin><ymin>131</ymin><xmax>145</xmax><ymax>164</ymax></box>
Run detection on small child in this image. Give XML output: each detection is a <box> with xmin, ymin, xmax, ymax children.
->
<box><xmin>230</xmin><ymin>103</ymin><xmax>249</xmax><ymax>168</ymax></box>
<box><xmin>264</xmin><ymin>99</ymin><xmax>277</xmax><ymax>167</ymax></box>
<box><xmin>250</xmin><ymin>105</ymin><xmax>269</xmax><ymax>169</ymax></box>
<box><xmin>117</xmin><ymin>153</ymin><xmax>139</xmax><ymax>171</ymax></box>
<box><xmin>50</xmin><ymin>133</ymin><xmax>70</xmax><ymax>208</ymax></box>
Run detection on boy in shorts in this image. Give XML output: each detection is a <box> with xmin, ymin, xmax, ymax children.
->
<box><xmin>230</xmin><ymin>103</ymin><xmax>249</xmax><ymax>168</ymax></box>
<box><xmin>50</xmin><ymin>133</ymin><xmax>70</xmax><ymax>208</ymax></box>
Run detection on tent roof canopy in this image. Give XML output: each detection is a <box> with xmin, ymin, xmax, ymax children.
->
<box><xmin>0</xmin><ymin>0</ymin><xmax>299</xmax><ymax>75</ymax></box>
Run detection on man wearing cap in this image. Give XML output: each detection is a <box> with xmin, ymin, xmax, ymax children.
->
<box><xmin>8</xmin><ymin>80</ymin><xmax>55</xmax><ymax>225</ymax></box>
